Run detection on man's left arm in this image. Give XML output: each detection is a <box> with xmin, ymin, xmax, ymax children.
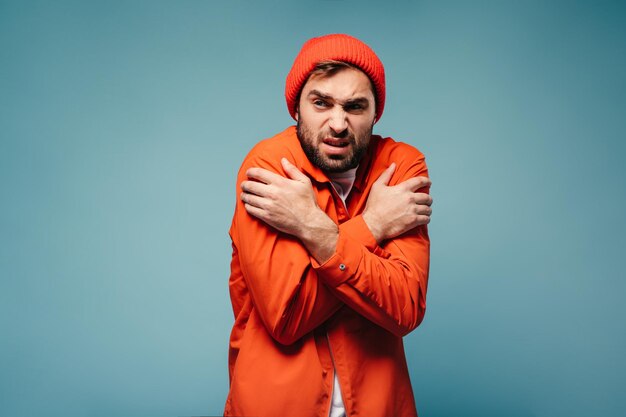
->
<box><xmin>242</xmin><ymin>156</ymin><xmax>432</xmax><ymax>337</ymax></box>
<box><xmin>313</xmin><ymin>155</ymin><xmax>431</xmax><ymax>337</ymax></box>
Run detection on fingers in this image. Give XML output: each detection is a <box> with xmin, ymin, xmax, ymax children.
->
<box><xmin>281</xmin><ymin>158</ymin><xmax>309</xmax><ymax>183</ymax></box>
<box><xmin>246</xmin><ymin>167</ymin><xmax>284</xmax><ymax>184</ymax></box>
<box><xmin>242</xmin><ymin>202</ymin><xmax>268</xmax><ymax>222</ymax></box>
<box><xmin>415</xmin><ymin>192</ymin><xmax>433</xmax><ymax>222</ymax></box>
<box><xmin>241</xmin><ymin>180</ymin><xmax>269</xmax><ymax>197</ymax></box>
<box><xmin>401</xmin><ymin>176</ymin><xmax>431</xmax><ymax>192</ymax></box>
<box><xmin>415</xmin><ymin>198</ymin><xmax>432</xmax><ymax>225</ymax></box>
<box><xmin>413</xmin><ymin>193</ymin><xmax>433</xmax><ymax>206</ymax></box>
<box><xmin>416</xmin><ymin>204</ymin><xmax>433</xmax><ymax>216</ymax></box>
<box><xmin>415</xmin><ymin>214</ymin><xmax>431</xmax><ymax>226</ymax></box>
<box><xmin>240</xmin><ymin>190</ymin><xmax>267</xmax><ymax>209</ymax></box>
<box><xmin>374</xmin><ymin>163</ymin><xmax>396</xmax><ymax>186</ymax></box>
<box><xmin>246</xmin><ymin>160</ymin><xmax>311</xmax><ymax>185</ymax></box>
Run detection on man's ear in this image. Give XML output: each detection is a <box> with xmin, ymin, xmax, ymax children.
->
<box><xmin>295</xmin><ymin>107</ymin><xmax>299</xmax><ymax>121</ymax></box>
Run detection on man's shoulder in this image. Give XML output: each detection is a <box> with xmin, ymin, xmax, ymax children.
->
<box><xmin>364</xmin><ymin>135</ymin><xmax>428</xmax><ymax>181</ymax></box>
<box><xmin>248</xmin><ymin>126</ymin><xmax>299</xmax><ymax>156</ymax></box>
<box><xmin>370</xmin><ymin>134</ymin><xmax>426</xmax><ymax>164</ymax></box>
<box><xmin>239</xmin><ymin>126</ymin><xmax>301</xmax><ymax>174</ymax></box>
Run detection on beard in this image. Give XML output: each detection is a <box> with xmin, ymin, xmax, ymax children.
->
<box><xmin>296</xmin><ymin>119</ymin><xmax>373</xmax><ymax>173</ymax></box>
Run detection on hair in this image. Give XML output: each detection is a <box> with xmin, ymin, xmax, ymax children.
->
<box><xmin>309</xmin><ymin>60</ymin><xmax>359</xmax><ymax>77</ymax></box>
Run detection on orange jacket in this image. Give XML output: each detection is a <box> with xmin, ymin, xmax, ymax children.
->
<box><xmin>225</xmin><ymin>126</ymin><xmax>430</xmax><ymax>417</ymax></box>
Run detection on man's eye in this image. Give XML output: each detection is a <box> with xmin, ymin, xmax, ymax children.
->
<box><xmin>313</xmin><ymin>100</ymin><xmax>329</xmax><ymax>108</ymax></box>
<box><xmin>345</xmin><ymin>103</ymin><xmax>363</xmax><ymax>112</ymax></box>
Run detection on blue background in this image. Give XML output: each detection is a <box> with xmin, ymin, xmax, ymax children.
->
<box><xmin>1</xmin><ymin>1</ymin><xmax>625</xmax><ymax>416</ymax></box>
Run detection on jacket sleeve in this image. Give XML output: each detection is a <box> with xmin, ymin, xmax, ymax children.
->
<box><xmin>312</xmin><ymin>154</ymin><xmax>431</xmax><ymax>337</ymax></box>
<box><xmin>230</xmin><ymin>152</ymin><xmax>343</xmax><ymax>345</ymax></box>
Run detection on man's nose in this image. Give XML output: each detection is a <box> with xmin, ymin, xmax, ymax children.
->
<box><xmin>328</xmin><ymin>108</ymin><xmax>348</xmax><ymax>135</ymax></box>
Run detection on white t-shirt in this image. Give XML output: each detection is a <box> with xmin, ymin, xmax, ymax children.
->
<box><xmin>328</xmin><ymin>167</ymin><xmax>357</xmax><ymax>202</ymax></box>
<box><xmin>326</xmin><ymin>167</ymin><xmax>357</xmax><ymax>417</ymax></box>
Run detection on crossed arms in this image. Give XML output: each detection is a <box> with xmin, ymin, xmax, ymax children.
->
<box><xmin>230</xmin><ymin>153</ymin><xmax>432</xmax><ymax>344</ymax></box>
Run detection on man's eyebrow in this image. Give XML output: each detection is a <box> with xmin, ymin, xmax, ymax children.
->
<box><xmin>306</xmin><ymin>90</ymin><xmax>332</xmax><ymax>100</ymax></box>
<box><xmin>344</xmin><ymin>97</ymin><xmax>369</xmax><ymax>105</ymax></box>
<box><xmin>306</xmin><ymin>90</ymin><xmax>370</xmax><ymax>105</ymax></box>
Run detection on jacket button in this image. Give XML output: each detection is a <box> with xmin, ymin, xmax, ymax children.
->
<box><xmin>339</xmin><ymin>264</ymin><xmax>346</xmax><ymax>271</ymax></box>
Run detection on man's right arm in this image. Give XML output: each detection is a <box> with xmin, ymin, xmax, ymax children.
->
<box><xmin>230</xmin><ymin>153</ymin><xmax>343</xmax><ymax>345</ymax></box>
<box><xmin>311</xmin><ymin>153</ymin><xmax>433</xmax><ymax>337</ymax></box>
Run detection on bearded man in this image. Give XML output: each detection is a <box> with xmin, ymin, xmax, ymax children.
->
<box><xmin>224</xmin><ymin>34</ymin><xmax>433</xmax><ymax>417</ymax></box>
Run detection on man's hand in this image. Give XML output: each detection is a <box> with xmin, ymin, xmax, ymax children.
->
<box><xmin>241</xmin><ymin>158</ymin><xmax>338</xmax><ymax>263</ymax></box>
<box><xmin>362</xmin><ymin>163</ymin><xmax>432</xmax><ymax>244</ymax></box>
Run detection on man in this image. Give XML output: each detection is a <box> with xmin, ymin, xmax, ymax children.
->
<box><xmin>224</xmin><ymin>34</ymin><xmax>432</xmax><ymax>417</ymax></box>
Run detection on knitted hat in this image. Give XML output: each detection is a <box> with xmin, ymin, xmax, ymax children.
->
<box><xmin>285</xmin><ymin>34</ymin><xmax>386</xmax><ymax>123</ymax></box>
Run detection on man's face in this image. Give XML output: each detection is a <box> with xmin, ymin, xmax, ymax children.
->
<box><xmin>296</xmin><ymin>67</ymin><xmax>376</xmax><ymax>173</ymax></box>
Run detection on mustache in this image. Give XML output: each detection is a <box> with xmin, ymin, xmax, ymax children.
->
<box><xmin>318</xmin><ymin>129</ymin><xmax>354</xmax><ymax>141</ymax></box>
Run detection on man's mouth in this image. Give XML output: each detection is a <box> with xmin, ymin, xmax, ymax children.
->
<box><xmin>320</xmin><ymin>137</ymin><xmax>352</xmax><ymax>157</ymax></box>
<box><xmin>322</xmin><ymin>138</ymin><xmax>350</xmax><ymax>148</ymax></box>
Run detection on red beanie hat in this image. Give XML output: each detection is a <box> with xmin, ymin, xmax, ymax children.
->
<box><xmin>285</xmin><ymin>34</ymin><xmax>386</xmax><ymax>123</ymax></box>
